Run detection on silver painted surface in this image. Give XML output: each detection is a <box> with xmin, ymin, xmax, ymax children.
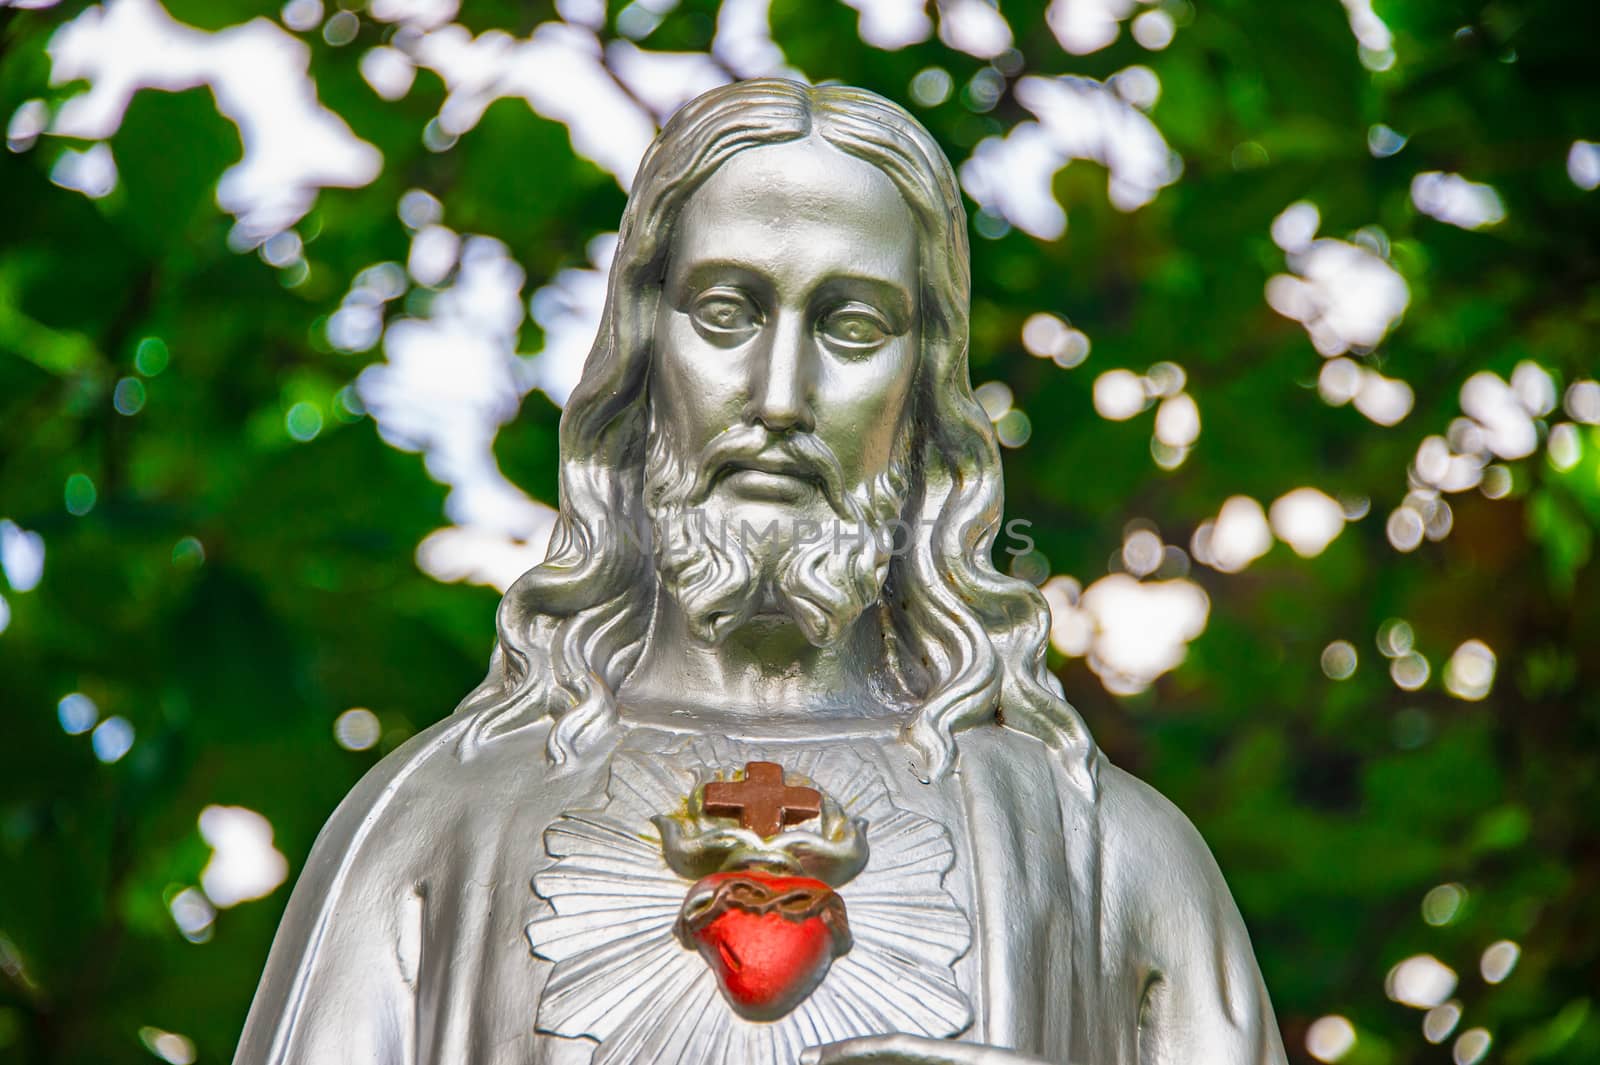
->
<box><xmin>234</xmin><ymin>80</ymin><xmax>1288</xmax><ymax>1065</ymax></box>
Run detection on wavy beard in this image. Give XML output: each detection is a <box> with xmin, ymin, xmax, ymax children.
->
<box><xmin>643</xmin><ymin>415</ymin><xmax>909</xmax><ymax>649</ymax></box>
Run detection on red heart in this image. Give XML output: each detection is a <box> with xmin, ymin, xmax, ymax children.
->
<box><xmin>677</xmin><ymin>871</ymin><xmax>851</xmax><ymax>1021</ymax></box>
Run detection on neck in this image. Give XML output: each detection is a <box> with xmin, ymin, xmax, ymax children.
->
<box><xmin>618</xmin><ymin>587</ymin><xmax>900</xmax><ymax>731</ymax></box>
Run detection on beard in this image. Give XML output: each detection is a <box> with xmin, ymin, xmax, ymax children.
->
<box><xmin>642</xmin><ymin>413</ymin><xmax>909</xmax><ymax>649</ymax></box>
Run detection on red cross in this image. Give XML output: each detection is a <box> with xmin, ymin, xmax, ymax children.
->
<box><xmin>701</xmin><ymin>761</ymin><xmax>822</xmax><ymax>839</ymax></box>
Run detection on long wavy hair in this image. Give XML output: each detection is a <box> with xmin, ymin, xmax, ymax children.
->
<box><xmin>457</xmin><ymin>80</ymin><xmax>1096</xmax><ymax>791</ymax></box>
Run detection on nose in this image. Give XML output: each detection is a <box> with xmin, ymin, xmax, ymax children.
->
<box><xmin>745</xmin><ymin>312</ymin><xmax>815</xmax><ymax>434</ymax></box>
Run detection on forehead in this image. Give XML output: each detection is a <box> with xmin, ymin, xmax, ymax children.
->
<box><xmin>669</xmin><ymin>137</ymin><xmax>918</xmax><ymax>289</ymax></box>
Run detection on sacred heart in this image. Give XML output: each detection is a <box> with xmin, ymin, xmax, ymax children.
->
<box><xmin>675</xmin><ymin>870</ymin><xmax>853</xmax><ymax>1021</ymax></box>
<box><xmin>527</xmin><ymin>742</ymin><xmax>974</xmax><ymax>1064</ymax></box>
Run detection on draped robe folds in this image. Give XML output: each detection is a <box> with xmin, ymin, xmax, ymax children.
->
<box><xmin>232</xmin><ymin>711</ymin><xmax>1287</xmax><ymax>1065</ymax></box>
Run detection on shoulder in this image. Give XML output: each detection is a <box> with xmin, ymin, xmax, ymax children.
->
<box><xmin>253</xmin><ymin>710</ymin><xmax>494</xmax><ymax>960</ymax></box>
<box><xmin>233</xmin><ymin>713</ymin><xmax>477</xmax><ymax>1062</ymax></box>
<box><xmin>298</xmin><ymin>706</ymin><xmax>577</xmax><ymax>888</ymax></box>
<box><xmin>234</xmin><ymin>710</ymin><xmax>567</xmax><ymax>1062</ymax></box>
<box><xmin>306</xmin><ymin>712</ymin><xmax>478</xmax><ymax>869</ymax></box>
<box><xmin>1092</xmin><ymin>759</ymin><xmax>1258</xmax><ymax>970</ymax></box>
<box><xmin>1094</xmin><ymin>762</ymin><xmax>1234</xmax><ymax>906</ymax></box>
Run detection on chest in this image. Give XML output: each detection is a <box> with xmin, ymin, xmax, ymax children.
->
<box><xmin>415</xmin><ymin>730</ymin><xmax>1074</xmax><ymax>1065</ymax></box>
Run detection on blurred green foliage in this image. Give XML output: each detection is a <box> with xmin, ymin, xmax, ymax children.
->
<box><xmin>1</xmin><ymin>1</ymin><xmax>1597</xmax><ymax>1063</ymax></box>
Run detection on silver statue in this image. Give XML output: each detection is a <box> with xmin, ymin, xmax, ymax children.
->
<box><xmin>235</xmin><ymin>80</ymin><xmax>1287</xmax><ymax>1065</ymax></box>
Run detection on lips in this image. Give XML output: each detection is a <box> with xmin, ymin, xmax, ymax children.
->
<box><xmin>725</xmin><ymin>452</ymin><xmax>816</xmax><ymax>481</ymax></box>
<box><xmin>675</xmin><ymin>870</ymin><xmax>852</xmax><ymax>1021</ymax></box>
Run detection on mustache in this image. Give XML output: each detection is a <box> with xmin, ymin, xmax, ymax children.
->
<box><xmin>685</xmin><ymin>423</ymin><xmax>848</xmax><ymax>508</ymax></box>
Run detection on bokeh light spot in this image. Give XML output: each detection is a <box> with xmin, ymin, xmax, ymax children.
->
<box><xmin>1270</xmin><ymin>487</ymin><xmax>1345</xmax><ymax>557</ymax></box>
<box><xmin>1266</xmin><ymin>224</ymin><xmax>1410</xmax><ymax>359</ymax></box>
<box><xmin>1150</xmin><ymin>437</ymin><xmax>1189</xmax><ymax>471</ymax></box>
<box><xmin>1144</xmin><ymin>362</ymin><xmax>1184</xmax><ymax>397</ymax></box>
<box><xmin>260</xmin><ymin>229</ymin><xmax>303</xmax><ymax>269</ymax></box>
<box><xmin>1386</xmin><ymin>505</ymin><xmax>1425</xmax><ymax>551</ymax></box>
<box><xmin>962</xmin><ymin>68</ymin><xmax>1005</xmax><ymax>114</ymax></box>
<box><xmin>1386</xmin><ymin>953</ymin><xmax>1458</xmax><ymax>1009</ymax></box>
<box><xmin>1391</xmin><ymin>651</ymin><xmax>1431</xmax><ymax>691</ymax></box>
<box><xmin>58</xmin><ymin>692</ymin><xmax>98</xmax><ymax>735</ymax></box>
<box><xmin>399</xmin><ymin>187</ymin><xmax>442</xmax><ymax>230</ymax></box>
<box><xmin>1479</xmin><ymin>940</ymin><xmax>1519</xmax><ymax>983</ymax></box>
<box><xmin>360</xmin><ymin>45</ymin><xmax>415</xmax><ymax>101</ymax></box>
<box><xmin>1154</xmin><ymin>393</ymin><xmax>1200</xmax><ymax>448</ymax></box>
<box><xmin>199</xmin><ymin>805</ymin><xmax>290</xmax><ymax>907</ymax></box>
<box><xmin>1377</xmin><ymin>617</ymin><xmax>1415</xmax><ymax>657</ymax></box>
<box><xmin>6</xmin><ymin>98</ymin><xmax>47</xmax><ymax>153</ymax></box>
<box><xmin>1411</xmin><ymin>172</ymin><xmax>1505</xmax><ymax>230</ymax></box>
<box><xmin>1117</xmin><ymin>527</ymin><xmax>1159</xmax><ymax>578</ymax></box>
<box><xmin>1231</xmin><ymin>141</ymin><xmax>1269</xmax><ymax>170</ymax></box>
<box><xmin>1354</xmin><ymin>371</ymin><xmax>1414</xmax><ymax>427</ymax></box>
<box><xmin>334</xmin><ymin>707</ymin><xmax>382</xmax><ymax>751</ymax></box>
<box><xmin>91</xmin><ymin>715</ymin><xmax>134</xmax><ymax>763</ymax></box>
<box><xmin>1565</xmin><ymin>379</ymin><xmax>1600</xmax><ymax>424</ymax></box>
<box><xmin>1547</xmin><ymin>423</ymin><xmax>1581</xmax><ymax>471</ymax></box>
<box><xmin>138</xmin><ymin>1026</ymin><xmax>196</xmax><ymax>1065</ymax></box>
<box><xmin>1318</xmin><ymin>358</ymin><xmax>1361</xmax><ymax>406</ymax></box>
<box><xmin>1453</xmin><ymin>1027</ymin><xmax>1492</xmax><ymax>1065</ymax></box>
<box><xmin>134</xmin><ymin>336</ymin><xmax>170</xmax><ymax>376</ymax></box>
<box><xmin>322</xmin><ymin>9</ymin><xmax>360</xmax><ymax>46</ymax></box>
<box><xmin>64</xmin><ymin>473</ymin><xmax>96</xmax><ymax>516</ymax></box>
<box><xmin>1443</xmin><ymin>640</ymin><xmax>1496</xmax><ymax>701</ymax></box>
<box><xmin>1008</xmin><ymin>550</ymin><xmax>1050</xmax><ymax>585</ymax></box>
<box><xmin>1041</xmin><ymin>575</ymin><xmax>1089</xmax><ymax>656</ymax></box>
<box><xmin>1198</xmin><ymin>496</ymin><xmax>1272</xmax><ymax>573</ymax></box>
<box><xmin>1094</xmin><ymin>369</ymin><xmax>1147</xmax><ymax>421</ymax></box>
<box><xmin>938</xmin><ymin>0</ymin><xmax>1013</xmax><ymax>60</ymax></box>
<box><xmin>1022</xmin><ymin>312</ymin><xmax>1091</xmax><ymax>367</ymax></box>
<box><xmin>1423</xmin><ymin>1001</ymin><xmax>1462</xmax><ymax>1043</ymax></box>
<box><xmin>1461</xmin><ymin>370</ymin><xmax>1539</xmax><ymax>459</ymax></box>
<box><xmin>1566</xmin><ymin>140</ymin><xmax>1600</xmax><ymax>191</ymax></box>
<box><xmin>333</xmin><ymin>384</ymin><xmax>366</xmax><ymax>422</ymax></box>
<box><xmin>422</xmin><ymin>116</ymin><xmax>457</xmax><ymax>152</ymax></box>
<box><xmin>1422</xmin><ymin>883</ymin><xmax>1467</xmax><ymax>926</ymax></box>
<box><xmin>1480</xmin><ymin>464</ymin><xmax>1512</xmax><ymax>499</ymax></box>
<box><xmin>1367</xmin><ymin>123</ymin><xmax>1407</xmax><ymax>157</ymax></box>
<box><xmin>1046</xmin><ymin>571</ymin><xmax>1209</xmax><ymax>694</ymax></box>
<box><xmin>281</xmin><ymin>0</ymin><xmax>323</xmax><ymax>33</ymax></box>
<box><xmin>1305</xmin><ymin>1015</ymin><xmax>1356</xmax><ymax>1062</ymax></box>
<box><xmin>51</xmin><ymin>142</ymin><xmax>118</xmax><ymax>199</ymax></box>
<box><xmin>995</xmin><ymin>408</ymin><xmax>1032</xmax><ymax>448</ymax></box>
<box><xmin>0</xmin><ymin>520</ymin><xmax>45</xmax><ymax>592</ymax></box>
<box><xmin>408</xmin><ymin>223</ymin><xmax>460</xmax><ymax>287</ymax></box>
<box><xmin>1321</xmin><ymin>640</ymin><xmax>1358</xmax><ymax>680</ymax></box>
<box><xmin>285</xmin><ymin>402</ymin><xmax>324</xmax><ymax>442</ymax></box>
<box><xmin>167</xmin><ymin>885</ymin><xmax>216</xmax><ymax>943</ymax></box>
<box><xmin>113</xmin><ymin>376</ymin><xmax>146</xmax><ymax>416</ymax></box>
<box><xmin>1109</xmin><ymin>65</ymin><xmax>1160</xmax><ymax>111</ymax></box>
<box><xmin>1271</xmin><ymin>201</ymin><xmax>1320</xmax><ymax>253</ymax></box>
<box><xmin>974</xmin><ymin>381</ymin><xmax>1014</xmax><ymax>421</ymax></box>
<box><xmin>910</xmin><ymin>66</ymin><xmax>953</xmax><ymax>108</ymax></box>
<box><xmin>1130</xmin><ymin>8</ymin><xmax>1174</xmax><ymax>50</ymax></box>
<box><xmin>172</xmin><ymin>536</ymin><xmax>206</xmax><ymax>570</ymax></box>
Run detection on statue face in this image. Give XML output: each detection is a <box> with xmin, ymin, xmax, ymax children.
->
<box><xmin>649</xmin><ymin>136</ymin><xmax>920</xmax><ymax>536</ymax></box>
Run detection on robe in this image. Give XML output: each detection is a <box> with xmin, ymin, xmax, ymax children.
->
<box><xmin>232</xmin><ymin>709</ymin><xmax>1287</xmax><ymax>1065</ymax></box>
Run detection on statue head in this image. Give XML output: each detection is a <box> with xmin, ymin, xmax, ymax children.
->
<box><xmin>462</xmin><ymin>79</ymin><xmax>1095</xmax><ymax>787</ymax></box>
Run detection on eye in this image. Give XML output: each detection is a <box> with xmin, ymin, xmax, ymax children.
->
<box><xmin>689</xmin><ymin>288</ymin><xmax>761</xmax><ymax>344</ymax></box>
<box><xmin>818</xmin><ymin>305</ymin><xmax>892</xmax><ymax>354</ymax></box>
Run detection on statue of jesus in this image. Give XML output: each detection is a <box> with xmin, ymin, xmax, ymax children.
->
<box><xmin>234</xmin><ymin>80</ymin><xmax>1288</xmax><ymax>1065</ymax></box>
